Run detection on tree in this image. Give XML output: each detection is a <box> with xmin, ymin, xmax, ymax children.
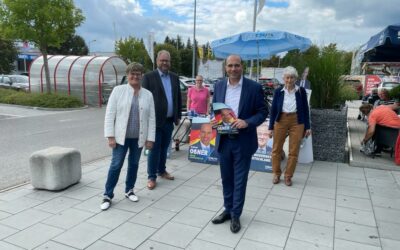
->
<box><xmin>0</xmin><ymin>37</ymin><xmax>17</xmax><ymax>74</ymax></box>
<box><xmin>115</xmin><ymin>36</ymin><xmax>152</xmax><ymax>71</ymax></box>
<box><xmin>176</xmin><ymin>35</ymin><xmax>184</xmax><ymax>50</ymax></box>
<box><xmin>164</xmin><ymin>36</ymin><xmax>171</xmax><ymax>44</ymax></box>
<box><xmin>0</xmin><ymin>0</ymin><xmax>85</xmax><ymax>93</ymax></box>
<box><xmin>186</xmin><ymin>38</ymin><xmax>192</xmax><ymax>50</ymax></box>
<box><xmin>179</xmin><ymin>48</ymin><xmax>193</xmax><ymax>76</ymax></box>
<box><xmin>48</xmin><ymin>34</ymin><xmax>88</xmax><ymax>55</ymax></box>
<box><xmin>261</xmin><ymin>55</ymin><xmax>281</xmax><ymax>68</ymax></box>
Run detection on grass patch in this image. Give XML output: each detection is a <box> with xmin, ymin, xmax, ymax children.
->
<box><xmin>0</xmin><ymin>88</ymin><xmax>83</xmax><ymax>108</ymax></box>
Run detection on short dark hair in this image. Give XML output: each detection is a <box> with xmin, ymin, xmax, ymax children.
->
<box><xmin>126</xmin><ymin>62</ymin><xmax>144</xmax><ymax>75</ymax></box>
<box><xmin>359</xmin><ymin>103</ymin><xmax>373</xmax><ymax>115</ymax></box>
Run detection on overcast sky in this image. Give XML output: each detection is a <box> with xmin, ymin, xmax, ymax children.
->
<box><xmin>74</xmin><ymin>0</ymin><xmax>399</xmax><ymax>54</ymax></box>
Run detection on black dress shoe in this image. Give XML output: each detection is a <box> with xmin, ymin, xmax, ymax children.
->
<box><xmin>211</xmin><ymin>211</ymin><xmax>231</xmax><ymax>224</ymax></box>
<box><xmin>230</xmin><ymin>217</ymin><xmax>241</xmax><ymax>233</ymax></box>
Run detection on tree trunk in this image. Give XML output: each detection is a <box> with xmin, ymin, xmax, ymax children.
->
<box><xmin>42</xmin><ymin>50</ymin><xmax>52</xmax><ymax>94</ymax></box>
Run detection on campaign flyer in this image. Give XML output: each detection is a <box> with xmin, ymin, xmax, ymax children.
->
<box><xmin>212</xmin><ymin>103</ymin><xmax>239</xmax><ymax>134</ymax></box>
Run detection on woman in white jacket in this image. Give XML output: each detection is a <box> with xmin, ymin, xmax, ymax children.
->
<box><xmin>101</xmin><ymin>62</ymin><xmax>156</xmax><ymax>210</ymax></box>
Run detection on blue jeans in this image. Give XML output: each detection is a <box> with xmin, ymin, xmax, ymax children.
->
<box><xmin>147</xmin><ymin>120</ymin><xmax>174</xmax><ymax>180</ymax></box>
<box><xmin>104</xmin><ymin>138</ymin><xmax>143</xmax><ymax>199</ymax></box>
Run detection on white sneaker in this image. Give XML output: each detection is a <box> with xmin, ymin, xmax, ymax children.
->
<box><xmin>100</xmin><ymin>197</ymin><xmax>111</xmax><ymax>210</ymax></box>
<box><xmin>125</xmin><ymin>190</ymin><xmax>139</xmax><ymax>202</ymax></box>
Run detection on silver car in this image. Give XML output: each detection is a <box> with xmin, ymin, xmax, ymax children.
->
<box><xmin>0</xmin><ymin>75</ymin><xmax>29</xmax><ymax>92</ymax></box>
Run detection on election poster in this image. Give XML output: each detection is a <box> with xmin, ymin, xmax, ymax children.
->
<box><xmin>250</xmin><ymin>121</ymin><xmax>273</xmax><ymax>172</ymax></box>
<box><xmin>188</xmin><ymin>117</ymin><xmax>219</xmax><ymax>164</ymax></box>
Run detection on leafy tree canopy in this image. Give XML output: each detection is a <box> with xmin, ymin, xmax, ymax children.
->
<box><xmin>48</xmin><ymin>34</ymin><xmax>88</xmax><ymax>55</ymax></box>
<box><xmin>115</xmin><ymin>36</ymin><xmax>152</xmax><ymax>71</ymax></box>
<box><xmin>0</xmin><ymin>0</ymin><xmax>85</xmax><ymax>93</ymax></box>
<box><xmin>0</xmin><ymin>0</ymin><xmax>85</xmax><ymax>51</ymax></box>
<box><xmin>0</xmin><ymin>36</ymin><xmax>17</xmax><ymax>74</ymax></box>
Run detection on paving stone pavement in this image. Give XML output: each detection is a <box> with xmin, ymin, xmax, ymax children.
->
<box><xmin>1</xmin><ymin>146</ymin><xmax>400</xmax><ymax>249</ymax></box>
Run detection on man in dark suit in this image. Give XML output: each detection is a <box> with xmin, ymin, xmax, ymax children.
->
<box><xmin>142</xmin><ymin>50</ymin><xmax>182</xmax><ymax>190</ymax></box>
<box><xmin>295</xmin><ymin>67</ymin><xmax>311</xmax><ymax>90</ymax></box>
<box><xmin>211</xmin><ymin>55</ymin><xmax>267</xmax><ymax>233</ymax></box>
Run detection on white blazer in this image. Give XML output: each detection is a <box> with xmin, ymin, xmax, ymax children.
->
<box><xmin>104</xmin><ymin>84</ymin><xmax>156</xmax><ymax>147</ymax></box>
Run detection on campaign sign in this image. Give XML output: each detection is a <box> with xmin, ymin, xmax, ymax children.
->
<box><xmin>188</xmin><ymin>117</ymin><xmax>219</xmax><ymax>164</ymax></box>
<box><xmin>250</xmin><ymin>121</ymin><xmax>273</xmax><ymax>172</ymax></box>
<box><xmin>212</xmin><ymin>103</ymin><xmax>239</xmax><ymax>134</ymax></box>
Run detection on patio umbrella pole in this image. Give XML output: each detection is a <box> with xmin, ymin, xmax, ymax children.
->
<box><xmin>250</xmin><ymin>0</ymin><xmax>257</xmax><ymax>80</ymax></box>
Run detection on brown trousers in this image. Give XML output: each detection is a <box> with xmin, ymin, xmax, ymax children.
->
<box><xmin>271</xmin><ymin>113</ymin><xmax>304</xmax><ymax>177</ymax></box>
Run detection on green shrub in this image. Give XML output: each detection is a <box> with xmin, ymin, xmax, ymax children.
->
<box><xmin>389</xmin><ymin>85</ymin><xmax>400</xmax><ymax>101</ymax></box>
<box><xmin>338</xmin><ymin>84</ymin><xmax>359</xmax><ymax>103</ymax></box>
<box><xmin>0</xmin><ymin>88</ymin><xmax>83</xmax><ymax>108</ymax></box>
<box><xmin>306</xmin><ymin>44</ymin><xmax>349</xmax><ymax>109</ymax></box>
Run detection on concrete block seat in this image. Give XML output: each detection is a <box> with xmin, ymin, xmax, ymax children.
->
<box><xmin>29</xmin><ymin>147</ymin><xmax>81</xmax><ymax>190</ymax></box>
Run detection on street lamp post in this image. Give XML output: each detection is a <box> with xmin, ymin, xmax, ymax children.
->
<box><xmin>88</xmin><ymin>39</ymin><xmax>96</xmax><ymax>55</ymax></box>
<box><xmin>192</xmin><ymin>0</ymin><xmax>197</xmax><ymax>79</ymax></box>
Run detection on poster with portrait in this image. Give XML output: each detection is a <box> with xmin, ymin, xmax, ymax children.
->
<box><xmin>212</xmin><ymin>103</ymin><xmax>239</xmax><ymax>134</ymax></box>
<box><xmin>188</xmin><ymin>117</ymin><xmax>219</xmax><ymax>165</ymax></box>
<box><xmin>250</xmin><ymin>120</ymin><xmax>273</xmax><ymax>172</ymax></box>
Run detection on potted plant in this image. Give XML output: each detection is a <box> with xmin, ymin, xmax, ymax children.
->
<box><xmin>306</xmin><ymin>44</ymin><xmax>356</xmax><ymax>162</ymax></box>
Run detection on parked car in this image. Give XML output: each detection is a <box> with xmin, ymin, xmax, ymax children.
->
<box><xmin>379</xmin><ymin>81</ymin><xmax>399</xmax><ymax>91</ymax></box>
<box><xmin>258</xmin><ymin>77</ymin><xmax>281</xmax><ymax>88</ymax></box>
<box><xmin>203</xmin><ymin>79</ymin><xmax>214</xmax><ymax>94</ymax></box>
<box><xmin>181</xmin><ymin>78</ymin><xmax>213</xmax><ymax>94</ymax></box>
<box><xmin>0</xmin><ymin>75</ymin><xmax>29</xmax><ymax>92</ymax></box>
<box><xmin>182</xmin><ymin>78</ymin><xmax>197</xmax><ymax>86</ymax></box>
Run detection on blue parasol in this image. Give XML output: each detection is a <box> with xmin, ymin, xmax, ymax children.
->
<box><xmin>211</xmin><ymin>30</ymin><xmax>312</xmax><ymax>60</ymax></box>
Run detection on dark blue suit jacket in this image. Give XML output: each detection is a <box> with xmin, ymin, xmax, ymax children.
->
<box><xmin>142</xmin><ymin>70</ymin><xmax>182</xmax><ymax>128</ymax></box>
<box><xmin>212</xmin><ymin>77</ymin><xmax>268</xmax><ymax>157</ymax></box>
<box><xmin>268</xmin><ymin>86</ymin><xmax>310</xmax><ymax>130</ymax></box>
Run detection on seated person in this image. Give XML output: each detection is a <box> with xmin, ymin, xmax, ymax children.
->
<box><xmin>358</xmin><ymin>88</ymin><xmax>379</xmax><ymax>121</ymax></box>
<box><xmin>367</xmin><ymin>88</ymin><xmax>380</xmax><ymax>105</ymax></box>
<box><xmin>374</xmin><ymin>88</ymin><xmax>392</xmax><ymax>108</ymax></box>
<box><xmin>359</xmin><ymin>103</ymin><xmax>400</xmax><ymax>153</ymax></box>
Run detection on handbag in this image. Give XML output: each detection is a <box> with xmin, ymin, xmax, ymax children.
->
<box><xmin>360</xmin><ymin>139</ymin><xmax>377</xmax><ymax>157</ymax></box>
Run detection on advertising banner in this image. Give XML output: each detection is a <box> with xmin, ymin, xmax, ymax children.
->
<box><xmin>188</xmin><ymin>117</ymin><xmax>219</xmax><ymax>164</ymax></box>
<box><xmin>364</xmin><ymin>75</ymin><xmax>382</xmax><ymax>95</ymax></box>
<box><xmin>250</xmin><ymin>121</ymin><xmax>273</xmax><ymax>172</ymax></box>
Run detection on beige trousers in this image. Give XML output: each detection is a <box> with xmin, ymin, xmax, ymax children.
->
<box><xmin>271</xmin><ymin>113</ymin><xmax>304</xmax><ymax>177</ymax></box>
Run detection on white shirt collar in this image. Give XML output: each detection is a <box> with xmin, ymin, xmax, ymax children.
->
<box><xmin>281</xmin><ymin>85</ymin><xmax>299</xmax><ymax>92</ymax></box>
<box><xmin>227</xmin><ymin>76</ymin><xmax>243</xmax><ymax>88</ymax></box>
